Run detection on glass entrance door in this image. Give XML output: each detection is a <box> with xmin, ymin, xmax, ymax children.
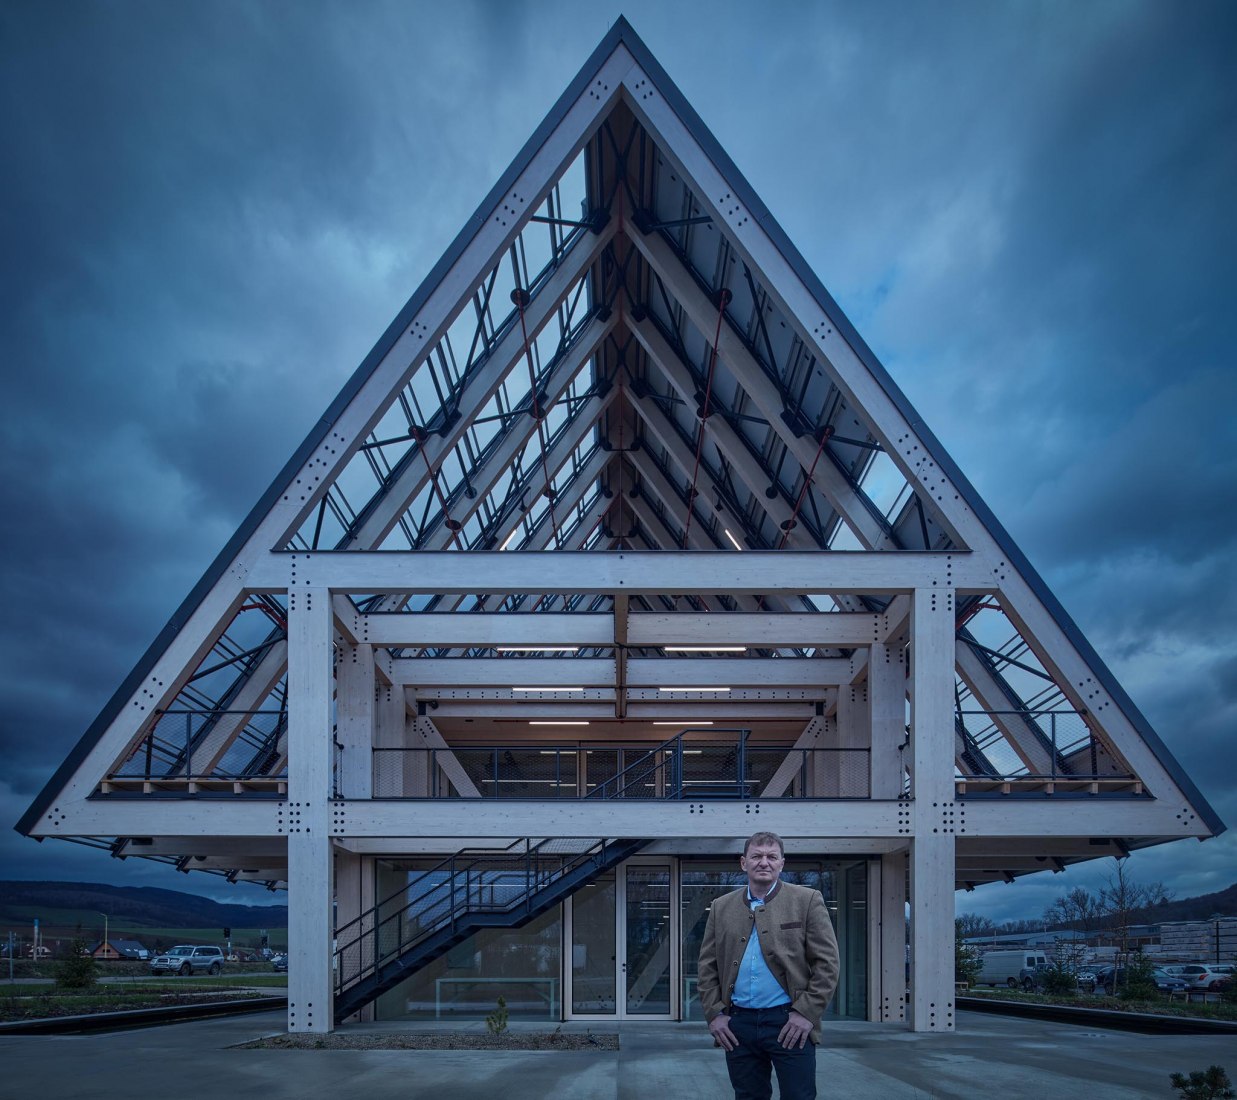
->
<box><xmin>567</xmin><ymin>861</ymin><xmax>676</xmax><ymax>1019</ymax></box>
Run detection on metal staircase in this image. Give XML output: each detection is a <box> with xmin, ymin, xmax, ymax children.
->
<box><xmin>333</xmin><ymin>836</ymin><xmax>646</xmax><ymax>1019</ymax></box>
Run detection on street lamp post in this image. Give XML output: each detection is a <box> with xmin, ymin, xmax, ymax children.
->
<box><xmin>97</xmin><ymin>912</ymin><xmax>109</xmax><ymax>960</ymax></box>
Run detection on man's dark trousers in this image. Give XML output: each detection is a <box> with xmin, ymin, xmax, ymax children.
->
<box><xmin>724</xmin><ymin>1003</ymin><xmax>816</xmax><ymax>1100</ymax></box>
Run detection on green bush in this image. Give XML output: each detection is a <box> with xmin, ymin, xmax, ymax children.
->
<box><xmin>1169</xmin><ymin>1065</ymin><xmax>1234</xmax><ymax>1100</ymax></box>
<box><xmin>54</xmin><ymin>941</ymin><xmax>98</xmax><ymax>990</ymax></box>
<box><xmin>1040</xmin><ymin>961</ymin><xmax>1078</xmax><ymax>995</ymax></box>
<box><xmin>1118</xmin><ymin>952</ymin><xmax>1159</xmax><ymax>1001</ymax></box>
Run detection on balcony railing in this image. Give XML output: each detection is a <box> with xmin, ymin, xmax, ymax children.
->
<box><xmin>100</xmin><ymin>707</ymin><xmax>288</xmax><ymax>794</ymax></box>
<box><xmin>953</xmin><ymin>709</ymin><xmax>1140</xmax><ymax>794</ymax></box>
<box><xmin>372</xmin><ymin>729</ymin><xmax>870</xmax><ymax>799</ymax></box>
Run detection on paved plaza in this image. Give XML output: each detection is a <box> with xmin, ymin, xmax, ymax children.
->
<box><xmin>1</xmin><ymin>1010</ymin><xmax>1232</xmax><ymax>1099</ymax></box>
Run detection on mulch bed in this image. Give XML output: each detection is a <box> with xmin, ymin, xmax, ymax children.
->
<box><xmin>239</xmin><ymin>1029</ymin><xmax>619</xmax><ymax>1051</ymax></box>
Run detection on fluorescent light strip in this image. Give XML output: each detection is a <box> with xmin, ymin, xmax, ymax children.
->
<box><xmin>653</xmin><ymin>721</ymin><xmax>714</xmax><ymax>726</ymax></box>
<box><xmin>498</xmin><ymin>646</ymin><xmax>579</xmax><ymax>653</ymax></box>
<box><xmin>512</xmin><ymin>686</ymin><xmax>585</xmax><ymax>692</ymax></box>
<box><xmin>529</xmin><ymin>721</ymin><xmax>590</xmax><ymax>726</ymax></box>
<box><xmin>658</xmin><ymin>687</ymin><xmax>731</xmax><ymax>693</ymax></box>
<box><xmin>724</xmin><ymin>528</ymin><xmax>743</xmax><ymax>551</ymax></box>
<box><xmin>663</xmin><ymin>646</ymin><xmax>747</xmax><ymax>652</ymax></box>
<box><xmin>500</xmin><ymin>530</ymin><xmax>520</xmax><ymax>550</ymax></box>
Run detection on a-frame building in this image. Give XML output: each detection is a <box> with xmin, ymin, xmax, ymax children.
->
<box><xmin>17</xmin><ymin>19</ymin><xmax>1222</xmax><ymax>1034</ymax></box>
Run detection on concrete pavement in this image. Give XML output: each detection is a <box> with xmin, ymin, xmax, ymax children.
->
<box><xmin>0</xmin><ymin>1010</ymin><xmax>1231</xmax><ymax>1098</ymax></box>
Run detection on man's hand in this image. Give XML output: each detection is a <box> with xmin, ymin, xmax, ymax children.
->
<box><xmin>708</xmin><ymin>1012</ymin><xmax>739</xmax><ymax>1051</ymax></box>
<box><xmin>777</xmin><ymin>1008</ymin><xmax>813</xmax><ymax>1050</ymax></box>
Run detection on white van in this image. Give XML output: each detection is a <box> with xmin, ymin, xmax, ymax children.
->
<box><xmin>976</xmin><ymin>950</ymin><xmax>1050</xmax><ymax>990</ymax></box>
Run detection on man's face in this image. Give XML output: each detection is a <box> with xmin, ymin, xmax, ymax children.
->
<box><xmin>740</xmin><ymin>843</ymin><xmax>784</xmax><ymax>891</ymax></box>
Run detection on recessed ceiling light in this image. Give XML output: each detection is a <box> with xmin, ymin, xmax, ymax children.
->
<box><xmin>529</xmin><ymin>720</ymin><xmax>590</xmax><ymax>726</ymax></box>
<box><xmin>512</xmin><ymin>686</ymin><xmax>585</xmax><ymax>692</ymax></box>
<box><xmin>498</xmin><ymin>646</ymin><xmax>579</xmax><ymax>653</ymax></box>
<box><xmin>653</xmin><ymin>721</ymin><xmax>714</xmax><ymax>726</ymax></box>
<box><xmin>663</xmin><ymin>646</ymin><xmax>747</xmax><ymax>652</ymax></box>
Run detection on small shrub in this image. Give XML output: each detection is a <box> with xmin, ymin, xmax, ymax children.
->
<box><xmin>1118</xmin><ymin>952</ymin><xmax>1158</xmax><ymax>1001</ymax></box>
<box><xmin>54</xmin><ymin>941</ymin><xmax>97</xmax><ymax>990</ymax></box>
<box><xmin>1169</xmin><ymin>1065</ymin><xmax>1234</xmax><ymax>1100</ymax></box>
<box><xmin>954</xmin><ymin>934</ymin><xmax>981</xmax><ymax>987</ymax></box>
<box><xmin>1040</xmin><ymin>962</ymin><xmax>1077</xmax><ymax>996</ymax></box>
<box><xmin>485</xmin><ymin>995</ymin><xmax>508</xmax><ymax>1036</ymax></box>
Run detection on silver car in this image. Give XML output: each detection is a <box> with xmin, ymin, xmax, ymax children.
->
<box><xmin>150</xmin><ymin>945</ymin><xmax>225</xmax><ymax>976</ymax></box>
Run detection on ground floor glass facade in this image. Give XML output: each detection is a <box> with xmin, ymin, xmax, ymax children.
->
<box><xmin>373</xmin><ymin>855</ymin><xmax>869</xmax><ymax>1023</ymax></box>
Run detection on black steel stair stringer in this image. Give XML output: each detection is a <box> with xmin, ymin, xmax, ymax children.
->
<box><xmin>334</xmin><ymin>837</ymin><xmax>647</xmax><ymax>1019</ymax></box>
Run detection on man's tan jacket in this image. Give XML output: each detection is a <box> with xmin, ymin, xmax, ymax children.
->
<box><xmin>698</xmin><ymin>880</ymin><xmax>840</xmax><ymax>1044</ymax></box>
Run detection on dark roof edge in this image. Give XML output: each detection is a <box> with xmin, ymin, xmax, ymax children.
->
<box><xmin>14</xmin><ymin>21</ymin><xmax>629</xmax><ymax>838</ymax></box>
<box><xmin>613</xmin><ymin>21</ymin><xmax>1225</xmax><ymax>838</ymax></box>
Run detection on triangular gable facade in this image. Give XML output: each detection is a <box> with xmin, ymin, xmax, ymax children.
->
<box><xmin>18</xmin><ymin>19</ymin><xmax>1221</xmax><ymax>1034</ymax></box>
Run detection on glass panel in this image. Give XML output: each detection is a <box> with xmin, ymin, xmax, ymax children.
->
<box><xmin>571</xmin><ymin>871</ymin><xmax>617</xmax><ymax>1014</ymax></box>
<box><xmin>626</xmin><ymin>866</ymin><xmax>672</xmax><ymax>1014</ymax></box>
<box><xmin>679</xmin><ymin>860</ymin><xmax>866</xmax><ymax>1020</ymax></box>
<box><xmin>840</xmin><ymin>862</ymin><xmax>868</xmax><ymax>1019</ymax></box>
<box><xmin>374</xmin><ymin>860</ymin><xmax>561</xmax><ymax>1021</ymax></box>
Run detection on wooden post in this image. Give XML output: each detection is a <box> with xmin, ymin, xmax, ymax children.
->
<box><xmin>869</xmin><ymin>641</ymin><xmax>906</xmax><ymax>800</ymax></box>
<box><xmin>878</xmin><ymin>848</ymin><xmax>907</xmax><ymax>1023</ymax></box>
<box><xmin>909</xmin><ymin>587</ymin><xmax>956</xmax><ymax>1033</ymax></box>
<box><xmin>286</xmin><ymin>586</ymin><xmax>335</xmax><ymax>1033</ymax></box>
<box><xmin>336</xmin><ymin>644</ymin><xmax>375</xmax><ymax>799</ymax></box>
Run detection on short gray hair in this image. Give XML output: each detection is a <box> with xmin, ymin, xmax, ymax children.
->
<box><xmin>742</xmin><ymin>831</ymin><xmax>785</xmax><ymax>858</ymax></box>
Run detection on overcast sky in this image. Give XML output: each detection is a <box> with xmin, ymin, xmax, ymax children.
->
<box><xmin>1</xmin><ymin>1</ymin><xmax>1234</xmax><ymax>922</ymax></box>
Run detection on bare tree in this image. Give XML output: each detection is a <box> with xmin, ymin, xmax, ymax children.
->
<box><xmin>956</xmin><ymin>913</ymin><xmax>997</xmax><ymax>940</ymax></box>
<box><xmin>1099</xmin><ymin>859</ymin><xmax>1175</xmax><ymax>979</ymax></box>
<box><xmin>1044</xmin><ymin>886</ymin><xmax>1102</xmax><ymax>968</ymax></box>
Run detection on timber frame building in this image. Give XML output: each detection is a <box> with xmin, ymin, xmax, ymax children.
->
<box><xmin>17</xmin><ymin>20</ymin><xmax>1222</xmax><ymax>1034</ymax></box>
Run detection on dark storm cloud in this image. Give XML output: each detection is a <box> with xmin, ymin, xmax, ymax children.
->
<box><xmin>1</xmin><ymin>1</ymin><xmax>1233</xmax><ymax>910</ymax></box>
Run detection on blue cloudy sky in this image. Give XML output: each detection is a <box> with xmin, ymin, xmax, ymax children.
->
<box><xmin>1</xmin><ymin>1</ymin><xmax>1234</xmax><ymax>922</ymax></box>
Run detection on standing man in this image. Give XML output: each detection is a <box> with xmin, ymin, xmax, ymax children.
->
<box><xmin>698</xmin><ymin>832</ymin><xmax>840</xmax><ymax>1100</ymax></box>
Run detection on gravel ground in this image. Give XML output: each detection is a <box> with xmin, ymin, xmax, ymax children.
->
<box><xmin>237</xmin><ymin>1030</ymin><xmax>620</xmax><ymax>1051</ymax></box>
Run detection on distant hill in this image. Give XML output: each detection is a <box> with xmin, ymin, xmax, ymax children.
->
<box><xmin>1142</xmin><ymin>882</ymin><xmax>1237</xmax><ymax>924</ymax></box>
<box><xmin>0</xmin><ymin>881</ymin><xmax>288</xmax><ymax>930</ymax></box>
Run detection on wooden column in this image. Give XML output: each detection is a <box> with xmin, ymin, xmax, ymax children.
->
<box><xmin>877</xmin><ymin>848</ymin><xmax>907</xmax><ymax>1023</ymax></box>
<box><xmin>286</xmin><ymin>586</ymin><xmax>335</xmax><ymax>1033</ymax></box>
<box><xmin>909</xmin><ymin>587</ymin><xmax>956</xmax><ymax>1033</ymax></box>
<box><xmin>868</xmin><ymin>641</ymin><xmax>906</xmax><ymax>799</ymax></box>
<box><xmin>837</xmin><ymin>682</ymin><xmax>871</xmax><ymax>798</ymax></box>
<box><xmin>336</xmin><ymin>643</ymin><xmax>375</xmax><ymax>799</ymax></box>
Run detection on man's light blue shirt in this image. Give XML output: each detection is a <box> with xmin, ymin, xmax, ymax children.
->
<box><xmin>731</xmin><ymin>881</ymin><xmax>791</xmax><ymax>1008</ymax></box>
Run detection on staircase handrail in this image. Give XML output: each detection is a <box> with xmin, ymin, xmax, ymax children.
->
<box><xmin>333</xmin><ymin>837</ymin><xmax>623</xmax><ymax>993</ymax></box>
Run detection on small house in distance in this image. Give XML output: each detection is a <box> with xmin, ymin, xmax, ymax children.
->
<box><xmin>88</xmin><ymin>938</ymin><xmax>149</xmax><ymax>961</ymax></box>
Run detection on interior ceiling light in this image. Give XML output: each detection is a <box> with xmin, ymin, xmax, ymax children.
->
<box><xmin>498</xmin><ymin>646</ymin><xmax>579</xmax><ymax>653</ymax></box>
<box><xmin>723</xmin><ymin>528</ymin><xmax>743</xmax><ymax>551</ymax></box>
<box><xmin>529</xmin><ymin>720</ymin><xmax>590</xmax><ymax>726</ymax></box>
<box><xmin>512</xmin><ymin>686</ymin><xmax>585</xmax><ymax>692</ymax></box>
<box><xmin>658</xmin><ymin>687</ymin><xmax>731</xmax><ymax>693</ymax></box>
<box><xmin>663</xmin><ymin>645</ymin><xmax>746</xmax><ymax>652</ymax></box>
<box><xmin>500</xmin><ymin>530</ymin><xmax>520</xmax><ymax>550</ymax></box>
<box><xmin>654</xmin><ymin>720</ymin><xmax>714</xmax><ymax>726</ymax></box>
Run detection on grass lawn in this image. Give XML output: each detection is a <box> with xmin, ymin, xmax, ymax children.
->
<box><xmin>0</xmin><ymin>977</ymin><xmax>286</xmax><ymax>1022</ymax></box>
<box><xmin>963</xmin><ymin>987</ymin><xmax>1237</xmax><ymax>1022</ymax></box>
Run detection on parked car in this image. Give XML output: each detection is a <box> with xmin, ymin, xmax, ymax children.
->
<box><xmin>270</xmin><ymin>953</ymin><xmax>288</xmax><ymax>972</ymax></box>
<box><xmin>150</xmin><ymin>945</ymin><xmax>225</xmax><ymax>976</ymax></box>
<box><xmin>1087</xmin><ymin>964</ymin><xmax>1187</xmax><ymax>996</ymax></box>
<box><xmin>1175</xmin><ymin>964</ymin><xmax>1232</xmax><ymax>991</ymax></box>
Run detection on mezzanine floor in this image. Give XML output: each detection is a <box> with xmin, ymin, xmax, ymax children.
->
<box><xmin>2</xmin><ymin>1008</ymin><xmax>1230</xmax><ymax>1099</ymax></box>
